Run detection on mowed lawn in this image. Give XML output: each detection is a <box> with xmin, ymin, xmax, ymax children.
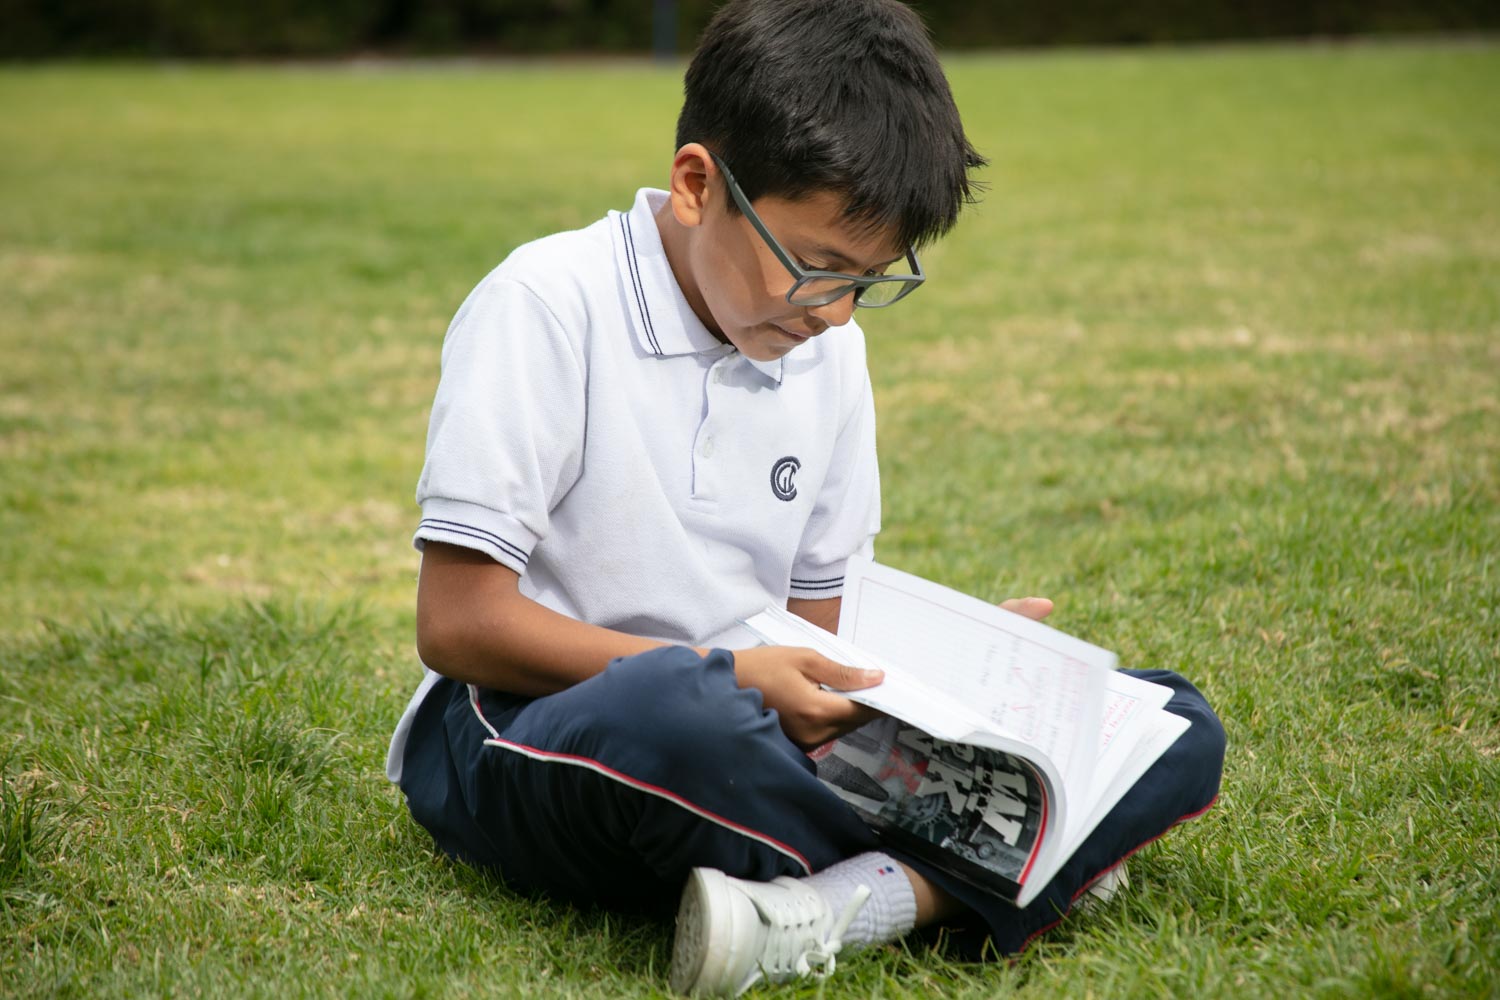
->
<box><xmin>2</xmin><ymin>42</ymin><xmax>1497</xmax><ymax>997</ymax></box>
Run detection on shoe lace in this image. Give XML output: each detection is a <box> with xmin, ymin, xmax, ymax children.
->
<box><xmin>761</xmin><ymin>884</ymin><xmax>872</xmax><ymax>981</ymax></box>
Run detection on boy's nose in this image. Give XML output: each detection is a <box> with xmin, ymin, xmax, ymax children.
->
<box><xmin>804</xmin><ymin>290</ymin><xmax>858</xmax><ymax>331</ymax></box>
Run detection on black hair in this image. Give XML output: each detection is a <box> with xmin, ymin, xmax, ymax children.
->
<box><xmin>675</xmin><ymin>0</ymin><xmax>985</xmax><ymax>250</ymax></box>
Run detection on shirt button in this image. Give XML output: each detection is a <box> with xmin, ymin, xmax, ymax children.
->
<box><xmin>713</xmin><ymin>368</ymin><xmax>726</xmax><ymax>384</ymax></box>
<box><xmin>700</xmin><ymin>436</ymin><xmax>715</xmax><ymax>458</ymax></box>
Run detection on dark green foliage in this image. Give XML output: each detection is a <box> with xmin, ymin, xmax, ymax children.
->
<box><xmin>2</xmin><ymin>0</ymin><xmax>1498</xmax><ymax>58</ymax></box>
<box><xmin>914</xmin><ymin>0</ymin><xmax>1500</xmax><ymax>47</ymax></box>
<box><xmin>0</xmin><ymin>0</ymin><xmax>662</xmax><ymax>57</ymax></box>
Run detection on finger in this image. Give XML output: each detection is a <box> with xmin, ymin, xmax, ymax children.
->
<box><xmin>785</xmin><ymin>691</ymin><xmax>888</xmax><ymax>750</ymax></box>
<box><xmin>809</xmin><ymin>691</ymin><xmax>885</xmax><ymax>735</ymax></box>
<box><xmin>805</xmin><ymin>653</ymin><xmax>884</xmax><ymax>692</ymax></box>
<box><xmin>1000</xmin><ymin>596</ymin><xmax>1054</xmax><ymax>621</ymax></box>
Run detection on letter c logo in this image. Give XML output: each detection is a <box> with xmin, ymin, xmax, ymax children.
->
<box><xmin>770</xmin><ymin>456</ymin><xmax>801</xmax><ymax>502</ymax></box>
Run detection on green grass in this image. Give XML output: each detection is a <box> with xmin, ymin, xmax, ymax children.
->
<box><xmin>2</xmin><ymin>41</ymin><xmax>1497</xmax><ymax>997</ymax></box>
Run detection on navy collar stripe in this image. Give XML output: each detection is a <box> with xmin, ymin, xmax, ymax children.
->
<box><xmin>618</xmin><ymin>214</ymin><xmax>662</xmax><ymax>356</ymax></box>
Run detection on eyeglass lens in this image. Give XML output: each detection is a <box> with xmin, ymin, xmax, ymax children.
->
<box><xmin>788</xmin><ymin>262</ymin><xmax>916</xmax><ymax>308</ymax></box>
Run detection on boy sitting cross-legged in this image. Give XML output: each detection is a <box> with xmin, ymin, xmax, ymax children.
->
<box><xmin>387</xmin><ymin>0</ymin><xmax>1226</xmax><ymax>994</ymax></box>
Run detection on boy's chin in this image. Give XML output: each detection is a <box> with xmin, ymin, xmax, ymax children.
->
<box><xmin>741</xmin><ymin>341</ymin><xmax>798</xmax><ymax>362</ymax></box>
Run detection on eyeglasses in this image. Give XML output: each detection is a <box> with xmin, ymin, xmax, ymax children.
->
<box><xmin>711</xmin><ymin>154</ymin><xmax>925</xmax><ymax>309</ymax></box>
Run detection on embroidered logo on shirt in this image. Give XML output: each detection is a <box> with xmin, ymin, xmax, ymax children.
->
<box><xmin>770</xmin><ymin>456</ymin><xmax>801</xmax><ymax>502</ymax></box>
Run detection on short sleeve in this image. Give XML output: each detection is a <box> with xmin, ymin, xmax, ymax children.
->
<box><xmin>788</xmin><ymin>364</ymin><xmax>881</xmax><ymax>599</ymax></box>
<box><xmin>413</xmin><ymin>276</ymin><xmax>586</xmax><ymax>576</ymax></box>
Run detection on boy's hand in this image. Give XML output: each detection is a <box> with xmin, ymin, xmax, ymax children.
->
<box><xmin>731</xmin><ymin>646</ymin><xmax>885</xmax><ymax>751</ymax></box>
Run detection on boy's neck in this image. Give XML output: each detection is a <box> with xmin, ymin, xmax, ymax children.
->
<box><xmin>654</xmin><ymin>198</ymin><xmax>727</xmax><ymax>345</ymax></box>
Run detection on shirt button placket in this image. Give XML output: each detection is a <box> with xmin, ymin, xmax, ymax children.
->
<box><xmin>694</xmin><ymin>358</ymin><xmax>727</xmax><ymax>500</ymax></box>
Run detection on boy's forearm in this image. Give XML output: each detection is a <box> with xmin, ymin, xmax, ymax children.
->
<box><xmin>428</xmin><ymin>593</ymin><xmax>665</xmax><ymax>697</ymax></box>
<box><xmin>418</xmin><ymin>545</ymin><xmax>850</xmax><ymax>697</ymax></box>
<box><xmin>416</xmin><ymin>542</ymin><xmax>667</xmax><ymax>696</ymax></box>
<box><xmin>786</xmin><ymin>595</ymin><xmax>841</xmax><ymax>633</ymax></box>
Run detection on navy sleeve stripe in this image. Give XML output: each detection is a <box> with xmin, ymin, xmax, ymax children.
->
<box><xmin>418</xmin><ymin>518</ymin><xmax>530</xmax><ymax>565</ymax></box>
<box><xmin>419</xmin><ymin>517</ymin><xmax>527</xmax><ymax>559</ymax></box>
<box><xmin>618</xmin><ymin>215</ymin><xmax>661</xmax><ymax>355</ymax></box>
<box><xmin>420</xmin><ymin>524</ymin><xmax>529</xmax><ymax>567</ymax></box>
<box><xmin>790</xmin><ymin>575</ymin><xmax>844</xmax><ymax>586</ymax></box>
<box><xmin>789</xmin><ymin>580</ymin><xmax>844</xmax><ymax>592</ymax></box>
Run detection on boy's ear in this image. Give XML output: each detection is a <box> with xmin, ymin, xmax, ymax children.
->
<box><xmin>667</xmin><ymin>143</ymin><xmax>718</xmax><ymax>228</ymax></box>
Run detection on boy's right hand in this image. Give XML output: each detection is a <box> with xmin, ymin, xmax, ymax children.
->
<box><xmin>730</xmin><ymin>646</ymin><xmax>885</xmax><ymax>750</ymax></box>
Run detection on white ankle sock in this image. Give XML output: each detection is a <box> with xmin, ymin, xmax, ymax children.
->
<box><xmin>802</xmin><ymin>852</ymin><xmax>918</xmax><ymax>948</ymax></box>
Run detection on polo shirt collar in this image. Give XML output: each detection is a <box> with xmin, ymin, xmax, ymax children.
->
<box><xmin>613</xmin><ymin>188</ymin><xmax>785</xmax><ymax>386</ymax></box>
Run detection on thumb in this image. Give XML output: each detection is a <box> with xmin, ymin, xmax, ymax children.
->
<box><xmin>1000</xmin><ymin>596</ymin><xmax>1054</xmax><ymax>621</ymax></box>
<box><xmin>815</xmin><ymin>655</ymin><xmax>884</xmax><ymax>692</ymax></box>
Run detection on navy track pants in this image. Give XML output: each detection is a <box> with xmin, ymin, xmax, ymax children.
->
<box><xmin>398</xmin><ymin>645</ymin><xmax>1225</xmax><ymax>957</ymax></box>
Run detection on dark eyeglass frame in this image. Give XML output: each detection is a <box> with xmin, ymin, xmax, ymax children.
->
<box><xmin>711</xmin><ymin>154</ymin><xmax>925</xmax><ymax>309</ymax></box>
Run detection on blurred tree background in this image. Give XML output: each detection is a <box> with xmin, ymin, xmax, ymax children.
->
<box><xmin>2</xmin><ymin>0</ymin><xmax>1497</xmax><ymax>58</ymax></box>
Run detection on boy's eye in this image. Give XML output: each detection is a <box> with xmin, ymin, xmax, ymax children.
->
<box><xmin>795</xmin><ymin>255</ymin><xmax>886</xmax><ymax>278</ymax></box>
<box><xmin>799</xmin><ymin>258</ymin><xmax>879</xmax><ymax>278</ymax></box>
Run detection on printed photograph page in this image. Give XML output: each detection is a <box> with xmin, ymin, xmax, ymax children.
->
<box><xmin>811</xmin><ymin>717</ymin><xmax>1050</xmax><ymax>905</ymax></box>
<box><xmin>839</xmin><ymin>557</ymin><xmax>1111</xmax><ymax>805</ymax></box>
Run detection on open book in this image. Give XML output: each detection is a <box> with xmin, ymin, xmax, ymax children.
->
<box><xmin>742</xmin><ymin>556</ymin><xmax>1189</xmax><ymax>909</ymax></box>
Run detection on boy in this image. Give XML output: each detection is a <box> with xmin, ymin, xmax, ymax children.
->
<box><xmin>387</xmin><ymin>0</ymin><xmax>1226</xmax><ymax>995</ymax></box>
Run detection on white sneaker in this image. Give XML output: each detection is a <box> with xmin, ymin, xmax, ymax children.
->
<box><xmin>1081</xmin><ymin>861</ymin><xmax>1130</xmax><ymax>905</ymax></box>
<box><xmin>668</xmin><ymin>868</ymin><xmax>871</xmax><ymax>997</ymax></box>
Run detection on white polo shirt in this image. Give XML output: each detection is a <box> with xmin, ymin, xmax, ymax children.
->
<box><xmin>387</xmin><ymin>188</ymin><xmax>881</xmax><ymax>781</ymax></box>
